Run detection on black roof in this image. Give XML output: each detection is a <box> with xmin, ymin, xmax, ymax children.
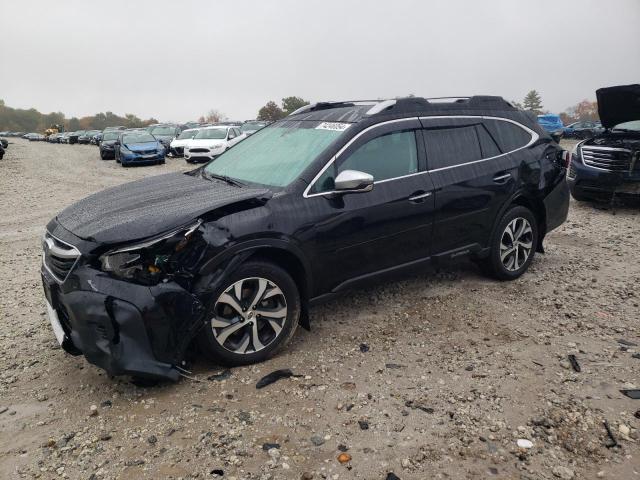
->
<box><xmin>288</xmin><ymin>96</ymin><xmax>518</xmax><ymax>123</ymax></box>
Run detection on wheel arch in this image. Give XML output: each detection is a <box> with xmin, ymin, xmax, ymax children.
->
<box><xmin>198</xmin><ymin>239</ymin><xmax>313</xmax><ymax>329</ymax></box>
<box><xmin>492</xmin><ymin>191</ymin><xmax>547</xmax><ymax>254</ymax></box>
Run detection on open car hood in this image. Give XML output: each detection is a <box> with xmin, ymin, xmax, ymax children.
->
<box><xmin>56</xmin><ymin>172</ymin><xmax>270</xmax><ymax>244</ymax></box>
<box><xmin>596</xmin><ymin>84</ymin><xmax>640</xmax><ymax>129</ymax></box>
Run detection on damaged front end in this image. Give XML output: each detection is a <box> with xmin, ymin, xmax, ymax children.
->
<box><xmin>41</xmin><ymin>218</ymin><xmax>250</xmax><ymax>381</ymax></box>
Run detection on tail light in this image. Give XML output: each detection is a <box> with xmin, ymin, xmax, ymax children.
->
<box><xmin>559</xmin><ymin>150</ymin><xmax>572</xmax><ymax>169</ymax></box>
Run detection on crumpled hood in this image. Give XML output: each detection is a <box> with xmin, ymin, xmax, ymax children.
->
<box><xmin>596</xmin><ymin>84</ymin><xmax>640</xmax><ymax>129</ymax></box>
<box><xmin>56</xmin><ymin>172</ymin><xmax>270</xmax><ymax>244</ymax></box>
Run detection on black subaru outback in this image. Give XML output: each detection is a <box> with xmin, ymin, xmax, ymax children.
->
<box><xmin>42</xmin><ymin>96</ymin><xmax>570</xmax><ymax>380</ymax></box>
<box><xmin>568</xmin><ymin>84</ymin><xmax>640</xmax><ymax>201</ymax></box>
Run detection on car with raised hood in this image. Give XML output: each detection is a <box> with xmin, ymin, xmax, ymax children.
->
<box><xmin>114</xmin><ymin>130</ymin><xmax>165</xmax><ymax>166</ymax></box>
<box><xmin>568</xmin><ymin>84</ymin><xmax>640</xmax><ymax>201</ymax></box>
<box><xmin>169</xmin><ymin>128</ymin><xmax>200</xmax><ymax>157</ymax></box>
<box><xmin>42</xmin><ymin>96</ymin><xmax>569</xmax><ymax>381</ymax></box>
<box><xmin>184</xmin><ymin>125</ymin><xmax>245</xmax><ymax>163</ymax></box>
<box><xmin>98</xmin><ymin>130</ymin><xmax>121</xmax><ymax>160</ymax></box>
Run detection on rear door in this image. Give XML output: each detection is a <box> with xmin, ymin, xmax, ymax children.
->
<box><xmin>420</xmin><ymin>116</ymin><xmax>536</xmax><ymax>256</ymax></box>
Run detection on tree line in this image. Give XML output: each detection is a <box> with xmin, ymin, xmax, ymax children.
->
<box><xmin>0</xmin><ymin>99</ymin><xmax>158</xmax><ymax>132</ymax></box>
<box><xmin>514</xmin><ymin>90</ymin><xmax>599</xmax><ymax>124</ymax></box>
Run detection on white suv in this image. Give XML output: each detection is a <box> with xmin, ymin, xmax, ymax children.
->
<box><xmin>184</xmin><ymin>126</ymin><xmax>246</xmax><ymax>163</ymax></box>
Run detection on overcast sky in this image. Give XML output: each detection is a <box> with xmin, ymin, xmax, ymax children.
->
<box><xmin>2</xmin><ymin>0</ymin><xmax>639</xmax><ymax>122</ymax></box>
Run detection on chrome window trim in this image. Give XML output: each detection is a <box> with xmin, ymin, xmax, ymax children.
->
<box><xmin>42</xmin><ymin>231</ymin><xmax>81</xmax><ymax>283</ymax></box>
<box><xmin>420</xmin><ymin>115</ymin><xmax>538</xmax><ymax>173</ymax></box>
<box><xmin>303</xmin><ymin>115</ymin><xmax>538</xmax><ymax>198</ymax></box>
<box><xmin>303</xmin><ymin>118</ymin><xmax>420</xmax><ymax>198</ymax></box>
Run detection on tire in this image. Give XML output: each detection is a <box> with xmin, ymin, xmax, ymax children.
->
<box><xmin>197</xmin><ymin>260</ymin><xmax>300</xmax><ymax>366</ymax></box>
<box><xmin>481</xmin><ymin>205</ymin><xmax>538</xmax><ymax>281</ymax></box>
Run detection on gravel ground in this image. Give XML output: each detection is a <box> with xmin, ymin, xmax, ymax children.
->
<box><xmin>1</xmin><ymin>138</ymin><xmax>639</xmax><ymax>480</ymax></box>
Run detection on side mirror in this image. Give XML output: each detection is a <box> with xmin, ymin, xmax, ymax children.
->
<box><xmin>334</xmin><ymin>170</ymin><xmax>374</xmax><ymax>194</ymax></box>
<box><xmin>550</xmin><ymin>132</ymin><xmax>563</xmax><ymax>143</ymax></box>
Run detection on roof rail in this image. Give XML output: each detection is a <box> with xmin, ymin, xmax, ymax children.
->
<box><xmin>365</xmin><ymin>99</ymin><xmax>397</xmax><ymax>115</ymax></box>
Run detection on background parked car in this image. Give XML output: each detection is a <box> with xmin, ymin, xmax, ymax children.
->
<box><xmin>146</xmin><ymin>124</ymin><xmax>185</xmax><ymax>154</ymax></box>
<box><xmin>240</xmin><ymin>121</ymin><xmax>268</xmax><ymax>136</ymax></box>
<box><xmin>115</xmin><ymin>130</ymin><xmax>165</xmax><ymax>166</ymax></box>
<box><xmin>563</xmin><ymin>120</ymin><xmax>604</xmax><ymax>139</ymax></box>
<box><xmin>24</xmin><ymin>133</ymin><xmax>45</xmax><ymax>141</ymax></box>
<box><xmin>537</xmin><ymin>114</ymin><xmax>564</xmax><ymax>140</ymax></box>
<box><xmin>183</xmin><ymin>125</ymin><xmax>246</xmax><ymax>163</ymax></box>
<box><xmin>59</xmin><ymin>132</ymin><xmax>72</xmax><ymax>144</ymax></box>
<box><xmin>48</xmin><ymin>133</ymin><xmax>63</xmax><ymax>143</ymax></box>
<box><xmin>78</xmin><ymin>129</ymin><xmax>101</xmax><ymax>144</ymax></box>
<box><xmin>169</xmin><ymin>128</ymin><xmax>200</xmax><ymax>157</ymax></box>
<box><xmin>68</xmin><ymin>130</ymin><xmax>85</xmax><ymax>144</ymax></box>
<box><xmin>98</xmin><ymin>130</ymin><xmax>121</xmax><ymax>160</ymax></box>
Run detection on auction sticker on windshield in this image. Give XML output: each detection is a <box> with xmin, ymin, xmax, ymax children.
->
<box><xmin>315</xmin><ymin>122</ymin><xmax>351</xmax><ymax>132</ymax></box>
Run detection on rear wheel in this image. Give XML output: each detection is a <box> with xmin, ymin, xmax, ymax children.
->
<box><xmin>197</xmin><ymin>260</ymin><xmax>300</xmax><ymax>366</ymax></box>
<box><xmin>481</xmin><ymin>206</ymin><xmax>538</xmax><ymax>280</ymax></box>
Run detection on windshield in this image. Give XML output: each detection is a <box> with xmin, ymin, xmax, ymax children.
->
<box><xmin>103</xmin><ymin>132</ymin><xmax>119</xmax><ymax>141</ymax></box>
<box><xmin>241</xmin><ymin>122</ymin><xmax>267</xmax><ymax>133</ymax></box>
<box><xmin>150</xmin><ymin>126</ymin><xmax>176</xmax><ymax>135</ymax></box>
<box><xmin>204</xmin><ymin>121</ymin><xmax>348</xmax><ymax>188</ymax></box>
<box><xmin>123</xmin><ymin>133</ymin><xmax>156</xmax><ymax>144</ymax></box>
<box><xmin>612</xmin><ymin>120</ymin><xmax>640</xmax><ymax>132</ymax></box>
<box><xmin>177</xmin><ymin>129</ymin><xmax>199</xmax><ymax>140</ymax></box>
<box><xmin>195</xmin><ymin>128</ymin><xmax>227</xmax><ymax>140</ymax></box>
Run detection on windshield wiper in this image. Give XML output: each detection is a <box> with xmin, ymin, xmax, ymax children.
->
<box><xmin>202</xmin><ymin>170</ymin><xmax>244</xmax><ymax>187</ymax></box>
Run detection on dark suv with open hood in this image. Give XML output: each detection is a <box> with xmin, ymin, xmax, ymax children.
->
<box><xmin>568</xmin><ymin>85</ymin><xmax>640</xmax><ymax>201</ymax></box>
<box><xmin>42</xmin><ymin>96</ymin><xmax>569</xmax><ymax>381</ymax></box>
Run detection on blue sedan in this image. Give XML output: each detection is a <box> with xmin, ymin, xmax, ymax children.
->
<box><xmin>115</xmin><ymin>131</ymin><xmax>166</xmax><ymax>166</ymax></box>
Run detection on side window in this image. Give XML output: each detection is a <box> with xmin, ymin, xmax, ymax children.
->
<box><xmin>483</xmin><ymin>119</ymin><xmax>532</xmax><ymax>153</ymax></box>
<box><xmin>423</xmin><ymin>125</ymin><xmax>482</xmax><ymax>170</ymax></box>
<box><xmin>313</xmin><ymin>130</ymin><xmax>418</xmax><ymax>192</ymax></box>
<box><xmin>228</xmin><ymin>129</ymin><xmax>236</xmax><ymax>139</ymax></box>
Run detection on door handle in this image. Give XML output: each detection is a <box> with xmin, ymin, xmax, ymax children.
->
<box><xmin>408</xmin><ymin>191</ymin><xmax>433</xmax><ymax>203</ymax></box>
<box><xmin>493</xmin><ymin>173</ymin><xmax>511</xmax><ymax>183</ymax></box>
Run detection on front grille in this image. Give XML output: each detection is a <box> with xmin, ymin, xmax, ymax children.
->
<box><xmin>189</xmin><ymin>148</ymin><xmax>209</xmax><ymax>153</ymax></box>
<box><xmin>43</xmin><ymin>233</ymin><xmax>81</xmax><ymax>282</ymax></box>
<box><xmin>173</xmin><ymin>146</ymin><xmax>184</xmax><ymax>155</ymax></box>
<box><xmin>581</xmin><ymin>146</ymin><xmax>632</xmax><ymax>172</ymax></box>
<box><xmin>136</xmin><ymin>149</ymin><xmax>156</xmax><ymax>155</ymax></box>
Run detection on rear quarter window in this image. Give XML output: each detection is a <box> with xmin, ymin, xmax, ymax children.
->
<box><xmin>483</xmin><ymin>119</ymin><xmax>532</xmax><ymax>153</ymax></box>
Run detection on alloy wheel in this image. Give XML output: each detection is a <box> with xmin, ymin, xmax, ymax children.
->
<box><xmin>500</xmin><ymin>217</ymin><xmax>533</xmax><ymax>272</ymax></box>
<box><xmin>211</xmin><ymin>277</ymin><xmax>287</xmax><ymax>354</ymax></box>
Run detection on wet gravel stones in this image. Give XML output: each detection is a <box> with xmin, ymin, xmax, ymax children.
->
<box><xmin>1</xmin><ymin>139</ymin><xmax>639</xmax><ymax>478</ymax></box>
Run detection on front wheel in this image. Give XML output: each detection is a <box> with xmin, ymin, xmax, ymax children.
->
<box><xmin>197</xmin><ymin>260</ymin><xmax>300</xmax><ymax>366</ymax></box>
<box><xmin>481</xmin><ymin>206</ymin><xmax>538</xmax><ymax>280</ymax></box>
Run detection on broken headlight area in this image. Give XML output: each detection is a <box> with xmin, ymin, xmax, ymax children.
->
<box><xmin>99</xmin><ymin>221</ymin><xmax>205</xmax><ymax>286</ymax></box>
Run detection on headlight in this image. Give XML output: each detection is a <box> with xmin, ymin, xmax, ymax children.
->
<box><xmin>100</xmin><ymin>221</ymin><xmax>201</xmax><ymax>282</ymax></box>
